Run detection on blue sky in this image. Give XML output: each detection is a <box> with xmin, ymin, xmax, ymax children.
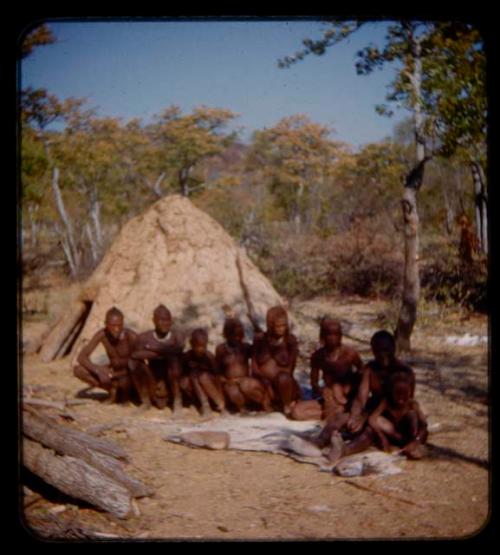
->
<box><xmin>20</xmin><ymin>18</ymin><xmax>408</xmax><ymax>149</ymax></box>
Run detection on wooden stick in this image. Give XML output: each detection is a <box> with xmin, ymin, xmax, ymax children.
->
<box><xmin>39</xmin><ymin>301</ymin><xmax>88</xmax><ymax>363</ymax></box>
<box><xmin>23</xmin><ymin>398</ymin><xmax>66</xmax><ymax>411</ymax></box>
<box><xmin>342</xmin><ymin>479</ymin><xmax>426</xmax><ymax>508</ymax></box>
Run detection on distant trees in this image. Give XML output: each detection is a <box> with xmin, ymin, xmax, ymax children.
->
<box><xmin>148</xmin><ymin>106</ymin><xmax>239</xmax><ymax>197</ymax></box>
<box><xmin>247</xmin><ymin>115</ymin><xmax>345</xmax><ymax>232</ymax></box>
<box><xmin>20</xmin><ymin>22</ymin><xmax>486</xmax><ymax>319</ymax></box>
<box><xmin>20</xmin><ymin>91</ymin><xmax>241</xmax><ymax>277</ymax></box>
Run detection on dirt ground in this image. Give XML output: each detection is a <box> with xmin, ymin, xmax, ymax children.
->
<box><xmin>19</xmin><ymin>280</ymin><xmax>490</xmax><ymax>541</ymax></box>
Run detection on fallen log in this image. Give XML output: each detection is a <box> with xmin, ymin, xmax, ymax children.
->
<box><xmin>23</xmin><ymin>410</ymin><xmax>153</xmax><ymax>498</ymax></box>
<box><xmin>23</xmin><ymin>437</ymin><xmax>135</xmax><ymax>519</ymax></box>
<box><xmin>22</xmin><ymin>405</ymin><xmax>129</xmax><ymax>461</ymax></box>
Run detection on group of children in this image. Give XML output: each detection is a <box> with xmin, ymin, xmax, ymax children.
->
<box><xmin>74</xmin><ymin>303</ymin><xmax>428</xmax><ymax>462</ymax></box>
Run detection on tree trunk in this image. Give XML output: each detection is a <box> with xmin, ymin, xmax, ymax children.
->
<box><xmin>51</xmin><ymin>167</ymin><xmax>80</xmax><ymax>277</ymax></box>
<box><xmin>396</xmin><ymin>187</ymin><xmax>421</xmax><ymax>352</ymax></box>
<box><xmin>89</xmin><ymin>186</ymin><xmax>103</xmax><ymax>252</ymax></box>
<box><xmin>85</xmin><ymin>223</ymin><xmax>98</xmax><ymax>264</ymax></box>
<box><xmin>23</xmin><ymin>410</ymin><xmax>153</xmax><ymax>498</ymax></box>
<box><xmin>23</xmin><ymin>437</ymin><xmax>135</xmax><ymax>519</ymax></box>
<box><xmin>28</xmin><ymin>204</ymin><xmax>39</xmax><ymax>249</ymax></box>
<box><xmin>294</xmin><ymin>182</ymin><xmax>304</xmax><ymax>233</ymax></box>
<box><xmin>470</xmin><ymin>160</ymin><xmax>488</xmax><ymax>255</ymax></box>
<box><xmin>395</xmin><ymin>27</ymin><xmax>427</xmax><ymax>353</ymax></box>
<box><xmin>153</xmin><ymin>172</ymin><xmax>166</xmax><ymax>198</ymax></box>
<box><xmin>179</xmin><ymin>166</ymin><xmax>192</xmax><ymax>197</ymax></box>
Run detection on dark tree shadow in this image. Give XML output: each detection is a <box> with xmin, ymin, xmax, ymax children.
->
<box><xmin>426</xmin><ymin>442</ymin><xmax>489</xmax><ymax>470</ymax></box>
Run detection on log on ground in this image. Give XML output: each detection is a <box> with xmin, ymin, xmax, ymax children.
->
<box><xmin>23</xmin><ymin>437</ymin><xmax>135</xmax><ymax>519</ymax></box>
<box><xmin>23</xmin><ymin>410</ymin><xmax>152</xmax><ymax>498</ymax></box>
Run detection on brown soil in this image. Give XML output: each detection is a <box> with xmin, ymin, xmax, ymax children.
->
<box><xmin>20</xmin><ymin>286</ymin><xmax>490</xmax><ymax>541</ymax></box>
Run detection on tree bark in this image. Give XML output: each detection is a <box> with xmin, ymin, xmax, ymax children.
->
<box><xmin>23</xmin><ymin>437</ymin><xmax>135</xmax><ymax>519</ymax></box>
<box><xmin>396</xmin><ymin>187</ymin><xmax>421</xmax><ymax>352</ymax></box>
<box><xmin>23</xmin><ymin>410</ymin><xmax>153</xmax><ymax>498</ymax></box>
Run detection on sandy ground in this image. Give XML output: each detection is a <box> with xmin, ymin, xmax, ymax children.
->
<box><xmin>19</xmin><ymin>286</ymin><xmax>490</xmax><ymax>541</ymax></box>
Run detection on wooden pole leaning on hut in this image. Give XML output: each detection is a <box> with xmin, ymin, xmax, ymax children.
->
<box><xmin>39</xmin><ymin>301</ymin><xmax>91</xmax><ymax>362</ymax></box>
<box><xmin>22</xmin><ymin>408</ymin><xmax>153</xmax><ymax>519</ymax></box>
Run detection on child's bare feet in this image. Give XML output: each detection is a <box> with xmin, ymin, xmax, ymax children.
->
<box><xmin>327</xmin><ymin>431</ymin><xmax>345</xmax><ymax>464</ymax></box>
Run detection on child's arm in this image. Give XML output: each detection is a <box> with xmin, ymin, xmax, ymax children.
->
<box><xmin>412</xmin><ymin>400</ymin><xmax>428</xmax><ymax>442</ymax></box>
<box><xmin>77</xmin><ymin>330</ymin><xmax>112</xmax><ymax>386</ymax></box>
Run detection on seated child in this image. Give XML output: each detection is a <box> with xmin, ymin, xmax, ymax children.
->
<box><xmin>180</xmin><ymin>328</ymin><xmax>227</xmax><ymax>417</ymax></box>
<box><xmin>290</xmin><ymin>318</ymin><xmax>363</xmax><ymax>422</ymax></box>
<box><xmin>368</xmin><ymin>371</ymin><xmax>428</xmax><ymax>459</ymax></box>
<box><xmin>215</xmin><ymin>317</ymin><xmax>272</xmax><ymax>413</ymax></box>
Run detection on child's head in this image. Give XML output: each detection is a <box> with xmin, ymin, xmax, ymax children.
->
<box><xmin>104</xmin><ymin>307</ymin><xmax>124</xmax><ymax>340</ymax></box>
<box><xmin>388</xmin><ymin>372</ymin><xmax>413</xmax><ymax>407</ymax></box>
<box><xmin>266</xmin><ymin>305</ymin><xmax>288</xmax><ymax>338</ymax></box>
<box><xmin>370</xmin><ymin>330</ymin><xmax>396</xmax><ymax>368</ymax></box>
<box><xmin>190</xmin><ymin>328</ymin><xmax>208</xmax><ymax>356</ymax></box>
<box><xmin>319</xmin><ymin>317</ymin><xmax>342</xmax><ymax>349</ymax></box>
<box><xmin>223</xmin><ymin>318</ymin><xmax>245</xmax><ymax>345</ymax></box>
<box><xmin>153</xmin><ymin>304</ymin><xmax>172</xmax><ymax>335</ymax></box>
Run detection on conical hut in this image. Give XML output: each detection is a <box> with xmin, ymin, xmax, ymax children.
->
<box><xmin>39</xmin><ymin>195</ymin><xmax>289</xmax><ymax>362</ymax></box>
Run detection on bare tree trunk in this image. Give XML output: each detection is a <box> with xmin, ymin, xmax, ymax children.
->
<box><xmin>470</xmin><ymin>160</ymin><xmax>488</xmax><ymax>255</ymax></box>
<box><xmin>89</xmin><ymin>185</ymin><xmax>103</xmax><ymax>254</ymax></box>
<box><xmin>51</xmin><ymin>167</ymin><xmax>80</xmax><ymax>277</ymax></box>
<box><xmin>179</xmin><ymin>166</ymin><xmax>192</xmax><ymax>197</ymax></box>
<box><xmin>395</xmin><ymin>27</ymin><xmax>427</xmax><ymax>353</ymax></box>
<box><xmin>294</xmin><ymin>182</ymin><xmax>304</xmax><ymax>233</ymax></box>
<box><xmin>28</xmin><ymin>204</ymin><xmax>39</xmax><ymax>249</ymax></box>
<box><xmin>442</xmin><ymin>188</ymin><xmax>453</xmax><ymax>236</ymax></box>
<box><xmin>85</xmin><ymin>223</ymin><xmax>98</xmax><ymax>264</ymax></box>
<box><xmin>396</xmin><ymin>187</ymin><xmax>421</xmax><ymax>352</ymax></box>
<box><xmin>153</xmin><ymin>172</ymin><xmax>166</xmax><ymax>198</ymax></box>
<box><xmin>56</xmin><ymin>226</ymin><xmax>78</xmax><ymax>278</ymax></box>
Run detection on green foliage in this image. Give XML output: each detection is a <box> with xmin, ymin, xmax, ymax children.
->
<box><xmin>19</xmin><ymin>23</ymin><xmax>56</xmax><ymax>60</ymax></box>
<box><xmin>247</xmin><ymin>115</ymin><xmax>343</xmax><ymax>228</ymax></box>
<box><xmin>149</xmin><ymin>105</ymin><xmax>239</xmax><ymax>196</ymax></box>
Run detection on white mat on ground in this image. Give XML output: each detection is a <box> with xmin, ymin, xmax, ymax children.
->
<box><xmin>161</xmin><ymin>412</ymin><xmax>404</xmax><ymax>476</ymax></box>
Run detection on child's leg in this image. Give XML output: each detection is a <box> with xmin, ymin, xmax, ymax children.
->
<box><xmin>198</xmin><ymin>372</ymin><xmax>226</xmax><ymax>413</ymax></box>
